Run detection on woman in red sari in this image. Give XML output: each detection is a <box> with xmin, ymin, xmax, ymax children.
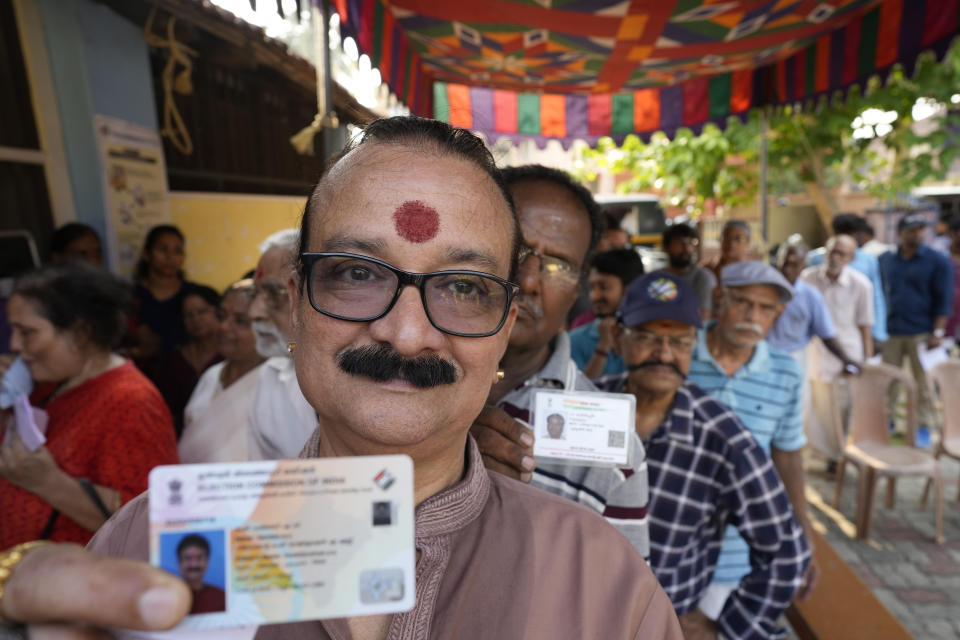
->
<box><xmin>0</xmin><ymin>262</ymin><xmax>178</xmax><ymax>548</ymax></box>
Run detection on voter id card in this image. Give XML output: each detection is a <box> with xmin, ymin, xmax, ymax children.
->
<box><xmin>147</xmin><ymin>456</ymin><xmax>415</xmax><ymax>631</ymax></box>
<box><xmin>531</xmin><ymin>390</ymin><xmax>635</xmax><ymax>466</ymax></box>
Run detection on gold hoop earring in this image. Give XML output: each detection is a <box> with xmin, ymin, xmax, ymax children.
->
<box><xmin>287</xmin><ymin>341</ymin><xmax>296</xmax><ymax>354</ymax></box>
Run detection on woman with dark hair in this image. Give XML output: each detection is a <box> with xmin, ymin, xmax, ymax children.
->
<box><xmin>132</xmin><ymin>224</ymin><xmax>193</xmax><ymax>359</ymax></box>
<box><xmin>179</xmin><ymin>280</ymin><xmax>264</xmax><ymax>463</ymax></box>
<box><xmin>0</xmin><ymin>262</ymin><xmax>178</xmax><ymax>547</ymax></box>
<box><xmin>146</xmin><ymin>283</ymin><xmax>224</xmax><ymax>438</ymax></box>
<box><xmin>49</xmin><ymin>223</ymin><xmax>103</xmax><ymax>266</ymax></box>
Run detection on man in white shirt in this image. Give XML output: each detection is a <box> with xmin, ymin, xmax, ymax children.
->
<box><xmin>800</xmin><ymin>235</ymin><xmax>874</xmax><ymax>463</ymax></box>
<box><xmin>247</xmin><ymin>229</ymin><xmax>318</xmax><ymax>459</ymax></box>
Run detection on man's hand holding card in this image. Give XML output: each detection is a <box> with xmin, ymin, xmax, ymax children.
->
<box><xmin>532</xmin><ymin>390</ymin><xmax>635</xmax><ymax>467</ymax></box>
<box><xmin>146</xmin><ymin>456</ymin><xmax>415</xmax><ymax>632</ymax></box>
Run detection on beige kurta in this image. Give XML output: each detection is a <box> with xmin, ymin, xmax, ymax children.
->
<box><xmin>89</xmin><ymin>434</ymin><xmax>681</xmax><ymax>640</ymax></box>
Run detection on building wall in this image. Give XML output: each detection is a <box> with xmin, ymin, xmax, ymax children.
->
<box><xmin>35</xmin><ymin>0</ymin><xmax>159</xmax><ymax>263</ymax></box>
<box><xmin>169</xmin><ymin>192</ymin><xmax>305</xmax><ymax>291</ymax></box>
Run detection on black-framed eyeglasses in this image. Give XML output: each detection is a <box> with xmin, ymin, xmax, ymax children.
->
<box><xmin>301</xmin><ymin>252</ymin><xmax>520</xmax><ymax>338</ymax></box>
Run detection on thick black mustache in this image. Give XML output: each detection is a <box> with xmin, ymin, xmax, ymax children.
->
<box><xmin>337</xmin><ymin>344</ymin><xmax>457</xmax><ymax>388</ymax></box>
<box><xmin>626</xmin><ymin>360</ymin><xmax>686</xmax><ymax>379</ymax></box>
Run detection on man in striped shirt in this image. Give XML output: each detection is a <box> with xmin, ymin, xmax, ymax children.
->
<box><xmin>476</xmin><ymin>204</ymin><xmax>809</xmax><ymax>637</ymax></box>
<box><xmin>468</xmin><ymin>164</ymin><xmax>653</xmax><ymax>557</ymax></box>
<box><xmin>686</xmin><ymin>260</ymin><xmax>818</xmax><ymax>620</ymax></box>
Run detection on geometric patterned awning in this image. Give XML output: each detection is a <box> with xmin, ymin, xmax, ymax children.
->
<box><xmin>335</xmin><ymin>0</ymin><xmax>960</xmax><ymax>144</ymax></box>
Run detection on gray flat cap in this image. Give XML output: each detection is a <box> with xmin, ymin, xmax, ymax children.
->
<box><xmin>721</xmin><ymin>260</ymin><xmax>794</xmax><ymax>302</ymax></box>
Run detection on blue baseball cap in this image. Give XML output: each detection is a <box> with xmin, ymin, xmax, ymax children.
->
<box><xmin>618</xmin><ymin>272</ymin><xmax>702</xmax><ymax>329</ymax></box>
<box><xmin>721</xmin><ymin>260</ymin><xmax>794</xmax><ymax>302</ymax></box>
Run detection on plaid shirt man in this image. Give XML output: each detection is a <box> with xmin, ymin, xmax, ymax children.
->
<box><xmin>593</xmin><ymin>372</ymin><xmax>810</xmax><ymax>640</ymax></box>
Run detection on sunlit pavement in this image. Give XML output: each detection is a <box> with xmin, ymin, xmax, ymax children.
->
<box><xmin>803</xmin><ymin>450</ymin><xmax>960</xmax><ymax>639</ymax></box>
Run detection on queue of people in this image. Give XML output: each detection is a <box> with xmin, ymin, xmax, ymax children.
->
<box><xmin>0</xmin><ymin>115</ymin><xmax>957</xmax><ymax>639</ymax></box>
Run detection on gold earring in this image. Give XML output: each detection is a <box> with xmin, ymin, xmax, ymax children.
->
<box><xmin>495</xmin><ymin>370</ymin><xmax>505</xmax><ymax>382</ymax></box>
<box><xmin>287</xmin><ymin>341</ymin><xmax>296</xmax><ymax>354</ymax></box>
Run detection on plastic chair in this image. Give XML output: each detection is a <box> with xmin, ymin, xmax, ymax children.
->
<box><xmin>922</xmin><ymin>360</ymin><xmax>960</xmax><ymax>504</ymax></box>
<box><xmin>831</xmin><ymin>363</ymin><xmax>943</xmax><ymax>544</ymax></box>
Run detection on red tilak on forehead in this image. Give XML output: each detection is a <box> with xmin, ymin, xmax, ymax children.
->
<box><xmin>393</xmin><ymin>200</ymin><xmax>440</xmax><ymax>243</ymax></box>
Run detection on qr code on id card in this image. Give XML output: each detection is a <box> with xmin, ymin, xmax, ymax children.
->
<box><xmin>607</xmin><ymin>430</ymin><xmax>626</xmax><ymax>448</ymax></box>
<box><xmin>359</xmin><ymin>568</ymin><xmax>405</xmax><ymax>603</ymax></box>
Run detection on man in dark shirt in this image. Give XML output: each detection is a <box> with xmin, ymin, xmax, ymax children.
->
<box><xmin>879</xmin><ymin>213</ymin><xmax>955</xmax><ymax>438</ymax></box>
<box><xmin>593</xmin><ymin>272</ymin><xmax>809</xmax><ymax>639</ymax></box>
<box><xmin>177</xmin><ymin>534</ymin><xmax>225</xmax><ymax>614</ymax></box>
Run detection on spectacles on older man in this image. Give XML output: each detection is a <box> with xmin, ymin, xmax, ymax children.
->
<box><xmin>251</xmin><ymin>280</ymin><xmax>290</xmax><ymax>309</ymax></box>
<box><xmin>517</xmin><ymin>244</ymin><xmax>579</xmax><ymax>287</ymax></box>
<box><xmin>300</xmin><ymin>252</ymin><xmax>520</xmax><ymax>338</ymax></box>
<box><xmin>621</xmin><ymin>328</ymin><xmax>696</xmax><ymax>354</ymax></box>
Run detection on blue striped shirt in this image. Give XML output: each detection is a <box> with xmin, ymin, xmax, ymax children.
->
<box><xmin>687</xmin><ymin>326</ymin><xmax>805</xmax><ymax>586</ymax></box>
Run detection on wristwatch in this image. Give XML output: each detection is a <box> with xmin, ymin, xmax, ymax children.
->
<box><xmin>933</xmin><ymin>328</ymin><xmax>946</xmax><ymax>339</ymax></box>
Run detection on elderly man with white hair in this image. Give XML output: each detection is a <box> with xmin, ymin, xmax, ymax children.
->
<box><xmin>687</xmin><ymin>260</ymin><xmax>819</xmax><ymax>616</ymax></box>
<box><xmin>247</xmin><ymin>228</ymin><xmax>318</xmax><ymax>459</ymax></box>
<box><xmin>801</xmin><ymin>235</ymin><xmax>874</xmax><ymax>464</ymax></box>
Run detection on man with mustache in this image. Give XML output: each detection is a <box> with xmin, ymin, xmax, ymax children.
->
<box><xmin>470</xmin><ymin>166</ymin><xmax>651</xmax><ymax>510</ymax></box>
<box><xmin>247</xmin><ymin>229</ymin><xmax>318</xmax><ymax>460</ymax></box>
<box><xmin>476</xmin><ymin>164</ymin><xmax>603</xmax><ymax>479</ymax></box>
<box><xmin>686</xmin><ymin>261</ymin><xmax>819</xmax><ymax>617</ymax></box>
<box><xmin>591</xmin><ymin>272</ymin><xmax>809</xmax><ymax>640</ymax></box>
<box><xmin>176</xmin><ymin>534</ymin><xmax>225</xmax><ymax>614</ymax></box>
<box><xmin>471</xmin><ymin>165</ymin><xmax>655</xmax><ymax>558</ymax></box>
<box><xmin>0</xmin><ymin>118</ymin><xmax>680</xmax><ymax>639</ymax></box>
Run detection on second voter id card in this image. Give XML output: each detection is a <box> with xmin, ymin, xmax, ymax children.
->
<box><xmin>531</xmin><ymin>390</ymin><xmax>635</xmax><ymax>466</ymax></box>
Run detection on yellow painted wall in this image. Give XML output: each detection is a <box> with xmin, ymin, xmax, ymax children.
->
<box><xmin>170</xmin><ymin>192</ymin><xmax>307</xmax><ymax>292</ymax></box>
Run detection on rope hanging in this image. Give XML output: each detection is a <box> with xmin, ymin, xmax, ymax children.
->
<box><xmin>143</xmin><ymin>8</ymin><xmax>197</xmax><ymax>156</ymax></box>
<box><xmin>290</xmin><ymin>3</ymin><xmax>339</xmax><ymax>156</ymax></box>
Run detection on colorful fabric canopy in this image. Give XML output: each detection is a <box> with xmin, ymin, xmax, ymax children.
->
<box><xmin>335</xmin><ymin>0</ymin><xmax>960</xmax><ymax>145</ymax></box>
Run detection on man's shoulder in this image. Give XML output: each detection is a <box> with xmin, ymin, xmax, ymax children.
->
<box><xmin>567</xmin><ymin>321</ymin><xmax>597</xmax><ymax>348</ymax></box>
<box><xmin>683</xmin><ymin>384</ymin><xmax>754</xmax><ymax>442</ymax></box>
<box><xmin>681</xmin><ymin>385</ymin><xmax>770</xmax><ymax>465</ymax></box>
<box><xmin>799</xmin><ymin>265</ymin><xmax>821</xmax><ymax>282</ymax></box>
<box><xmin>87</xmin><ymin>491</ymin><xmax>150</xmax><ymax>561</ymax></box>
<box><xmin>487</xmin><ymin>471</ymin><xmax>638</xmax><ymax>549</ymax></box>
<box><xmin>763</xmin><ymin>343</ymin><xmax>803</xmax><ymax>377</ymax></box>
<box><xmin>196</xmin><ymin>361</ymin><xmax>226</xmax><ymax>385</ymax></box>
<box><xmin>793</xmin><ymin>279</ymin><xmax>824</xmax><ymax>303</ymax></box>
<box><xmin>691</xmin><ymin>264</ymin><xmax>717</xmax><ymax>284</ymax></box>
<box><xmin>200</xmin><ymin>584</ymin><xmax>226</xmax><ymax>595</ymax></box>
<box><xmin>846</xmin><ymin>267</ymin><xmax>872</xmax><ymax>289</ymax></box>
<box><xmin>572</xmin><ymin>365</ymin><xmax>598</xmax><ymax>391</ymax></box>
<box><xmin>593</xmin><ymin>371</ymin><xmax>627</xmax><ymax>393</ymax></box>
<box><xmin>568</xmin><ymin>319</ymin><xmax>597</xmax><ymax>336</ymax></box>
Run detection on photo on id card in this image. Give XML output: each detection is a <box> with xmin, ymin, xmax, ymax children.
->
<box><xmin>531</xmin><ymin>389</ymin><xmax>635</xmax><ymax>466</ymax></box>
<box><xmin>142</xmin><ymin>455</ymin><xmax>416</xmax><ymax>632</ymax></box>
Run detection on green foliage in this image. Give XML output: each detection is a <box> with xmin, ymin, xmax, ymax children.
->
<box><xmin>576</xmin><ymin>38</ymin><xmax>960</xmax><ymax>215</ymax></box>
<box><xmin>577</xmin><ymin>123</ymin><xmax>758</xmax><ymax>217</ymax></box>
